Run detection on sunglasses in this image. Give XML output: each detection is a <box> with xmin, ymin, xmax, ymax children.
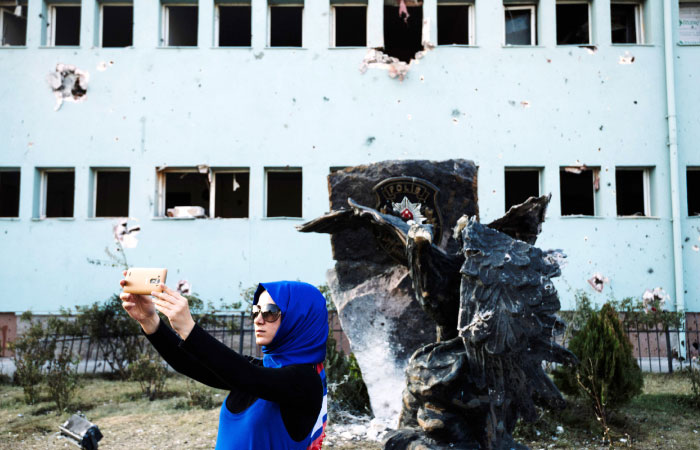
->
<box><xmin>251</xmin><ymin>304</ymin><xmax>282</xmax><ymax>322</ymax></box>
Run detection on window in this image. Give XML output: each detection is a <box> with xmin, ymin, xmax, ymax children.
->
<box><xmin>214</xmin><ymin>171</ymin><xmax>249</xmax><ymax>218</ymax></box>
<box><xmin>160</xmin><ymin>170</ymin><xmax>210</xmax><ymax>217</ymax></box>
<box><xmin>101</xmin><ymin>4</ymin><xmax>133</xmax><ymax>47</ymax></box>
<box><xmin>615</xmin><ymin>168</ymin><xmax>651</xmax><ymax>216</ymax></box>
<box><xmin>162</xmin><ymin>4</ymin><xmax>198</xmax><ymax>47</ymax></box>
<box><xmin>505</xmin><ymin>168</ymin><xmax>540</xmax><ymax>210</ymax></box>
<box><xmin>438</xmin><ymin>3</ymin><xmax>474</xmax><ymax>46</ymax></box>
<box><xmin>611</xmin><ymin>2</ymin><xmax>642</xmax><ymax>44</ymax></box>
<box><xmin>1</xmin><ymin>3</ymin><xmax>27</xmax><ymax>46</ymax></box>
<box><xmin>560</xmin><ymin>167</ymin><xmax>596</xmax><ymax>216</ymax></box>
<box><xmin>216</xmin><ymin>4</ymin><xmax>251</xmax><ymax>47</ymax></box>
<box><xmin>687</xmin><ymin>168</ymin><xmax>700</xmax><ymax>216</ymax></box>
<box><xmin>384</xmin><ymin>2</ymin><xmax>423</xmax><ymax>62</ymax></box>
<box><xmin>41</xmin><ymin>169</ymin><xmax>75</xmax><ymax>218</ymax></box>
<box><xmin>679</xmin><ymin>2</ymin><xmax>700</xmax><ymax>44</ymax></box>
<box><xmin>332</xmin><ymin>5</ymin><xmax>367</xmax><ymax>47</ymax></box>
<box><xmin>47</xmin><ymin>4</ymin><xmax>81</xmax><ymax>46</ymax></box>
<box><xmin>0</xmin><ymin>169</ymin><xmax>20</xmax><ymax>217</ymax></box>
<box><xmin>556</xmin><ymin>2</ymin><xmax>590</xmax><ymax>45</ymax></box>
<box><xmin>94</xmin><ymin>170</ymin><xmax>130</xmax><ymax>217</ymax></box>
<box><xmin>505</xmin><ymin>5</ymin><xmax>536</xmax><ymax>45</ymax></box>
<box><xmin>266</xmin><ymin>169</ymin><xmax>302</xmax><ymax>217</ymax></box>
<box><xmin>269</xmin><ymin>4</ymin><xmax>303</xmax><ymax>47</ymax></box>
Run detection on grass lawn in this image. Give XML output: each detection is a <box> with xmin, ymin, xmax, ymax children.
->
<box><xmin>0</xmin><ymin>373</ymin><xmax>698</xmax><ymax>449</ymax></box>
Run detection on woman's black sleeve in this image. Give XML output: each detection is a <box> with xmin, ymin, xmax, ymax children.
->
<box><xmin>143</xmin><ymin>319</ymin><xmax>233</xmax><ymax>390</ymax></box>
<box><xmin>179</xmin><ymin>323</ymin><xmax>321</xmax><ymax>405</ymax></box>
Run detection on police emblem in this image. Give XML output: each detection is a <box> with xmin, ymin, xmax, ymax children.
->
<box><xmin>372</xmin><ymin>177</ymin><xmax>444</xmax><ymax>261</ymax></box>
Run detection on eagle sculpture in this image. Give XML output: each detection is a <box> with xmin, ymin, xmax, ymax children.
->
<box><xmin>299</xmin><ymin>194</ymin><xmax>576</xmax><ymax>450</ymax></box>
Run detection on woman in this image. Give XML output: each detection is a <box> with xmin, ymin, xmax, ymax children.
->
<box><xmin>119</xmin><ymin>274</ymin><xmax>328</xmax><ymax>450</ymax></box>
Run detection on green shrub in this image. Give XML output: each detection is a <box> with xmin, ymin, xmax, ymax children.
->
<box><xmin>128</xmin><ymin>354</ymin><xmax>168</xmax><ymax>401</ymax></box>
<box><xmin>686</xmin><ymin>367</ymin><xmax>700</xmax><ymax>409</ymax></box>
<box><xmin>46</xmin><ymin>346</ymin><xmax>80</xmax><ymax>411</ymax></box>
<box><xmin>10</xmin><ymin>312</ymin><xmax>55</xmax><ymax>405</ymax></box>
<box><xmin>175</xmin><ymin>379</ymin><xmax>216</xmax><ymax>410</ymax></box>
<box><xmin>554</xmin><ymin>303</ymin><xmax>643</xmax><ymax>426</ymax></box>
<box><xmin>325</xmin><ymin>328</ymin><xmax>371</xmax><ymax>416</ymax></box>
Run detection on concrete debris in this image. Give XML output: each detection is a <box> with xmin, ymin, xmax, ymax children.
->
<box><xmin>176</xmin><ymin>280</ymin><xmax>192</xmax><ymax>296</ymax></box>
<box><xmin>580</xmin><ymin>45</ymin><xmax>598</xmax><ymax>54</ymax></box>
<box><xmin>587</xmin><ymin>272</ymin><xmax>609</xmax><ymax>293</ymax></box>
<box><xmin>619</xmin><ymin>52</ymin><xmax>635</xmax><ymax>64</ymax></box>
<box><xmin>521</xmin><ymin>100</ymin><xmax>531</xmax><ymax>108</ymax></box>
<box><xmin>564</xmin><ymin>165</ymin><xmax>587</xmax><ymax>174</ymax></box>
<box><xmin>46</xmin><ymin>64</ymin><xmax>89</xmax><ymax>111</ymax></box>
<box><xmin>323</xmin><ymin>414</ymin><xmax>393</xmax><ymax>447</ymax></box>
<box><xmin>113</xmin><ymin>219</ymin><xmax>140</xmax><ymax>249</ymax></box>
<box><xmin>642</xmin><ymin>287</ymin><xmax>669</xmax><ymax>313</ymax></box>
<box><xmin>197</xmin><ymin>164</ymin><xmax>212</xmax><ymax>184</ymax></box>
<box><xmin>166</xmin><ymin>206</ymin><xmax>207</xmax><ymax>218</ymax></box>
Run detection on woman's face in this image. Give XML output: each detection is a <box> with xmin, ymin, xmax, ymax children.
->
<box><xmin>254</xmin><ymin>290</ymin><xmax>281</xmax><ymax>346</ymax></box>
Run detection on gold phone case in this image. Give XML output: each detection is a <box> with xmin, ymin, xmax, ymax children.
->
<box><xmin>123</xmin><ymin>268</ymin><xmax>168</xmax><ymax>295</ymax></box>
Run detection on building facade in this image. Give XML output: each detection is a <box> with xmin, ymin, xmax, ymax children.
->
<box><xmin>0</xmin><ymin>0</ymin><xmax>698</xmax><ymax>324</ymax></box>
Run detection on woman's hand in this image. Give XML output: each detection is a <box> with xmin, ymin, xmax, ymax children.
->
<box><xmin>150</xmin><ymin>284</ymin><xmax>196</xmax><ymax>340</ymax></box>
<box><xmin>119</xmin><ymin>270</ymin><xmax>159</xmax><ymax>334</ymax></box>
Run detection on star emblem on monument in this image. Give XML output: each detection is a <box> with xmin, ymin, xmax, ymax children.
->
<box><xmin>392</xmin><ymin>196</ymin><xmax>425</xmax><ymax>224</ymax></box>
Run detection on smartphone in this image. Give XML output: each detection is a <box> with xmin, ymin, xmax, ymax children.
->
<box><xmin>122</xmin><ymin>268</ymin><xmax>168</xmax><ymax>295</ymax></box>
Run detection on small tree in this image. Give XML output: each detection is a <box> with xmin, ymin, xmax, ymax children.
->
<box><xmin>46</xmin><ymin>346</ymin><xmax>80</xmax><ymax>411</ymax></box>
<box><xmin>554</xmin><ymin>303</ymin><xmax>643</xmax><ymax>435</ymax></box>
<box><xmin>129</xmin><ymin>354</ymin><xmax>168</xmax><ymax>401</ymax></box>
<box><xmin>10</xmin><ymin>312</ymin><xmax>55</xmax><ymax>405</ymax></box>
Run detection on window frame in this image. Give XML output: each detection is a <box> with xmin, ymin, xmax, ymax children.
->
<box><xmin>615</xmin><ymin>167</ymin><xmax>652</xmax><ymax>217</ymax></box>
<box><xmin>0</xmin><ymin>3</ymin><xmax>27</xmax><ymax>47</ymax></box>
<box><xmin>92</xmin><ymin>168</ymin><xmax>130</xmax><ymax>218</ymax></box>
<box><xmin>267</xmin><ymin>3</ymin><xmax>304</xmax><ymax>48</ymax></box>
<box><xmin>330</xmin><ymin>4</ymin><xmax>367</xmax><ymax>48</ymax></box>
<box><xmin>436</xmin><ymin>2</ymin><xmax>476</xmax><ymax>46</ymax></box>
<box><xmin>504</xmin><ymin>167</ymin><xmax>543</xmax><ymax>210</ymax></box>
<box><xmin>610</xmin><ymin>1</ymin><xmax>644</xmax><ymax>45</ymax></box>
<box><xmin>211</xmin><ymin>168</ymin><xmax>250</xmax><ymax>218</ymax></box>
<box><xmin>99</xmin><ymin>2</ymin><xmax>133</xmax><ymax>48</ymax></box>
<box><xmin>46</xmin><ymin>3</ymin><xmax>81</xmax><ymax>47</ymax></box>
<box><xmin>504</xmin><ymin>4</ymin><xmax>537</xmax><ymax>46</ymax></box>
<box><xmin>161</xmin><ymin>2</ymin><xmax>199</xmax><ymax>47</ymax></box>
<box><xmin>559</xmin><ymin>166</ymin><xmax>600</xmax><ymax>217</ymax></box>
<box><xmin>39</xmin><ymin>168</ymin><xmax>75</xmax><ymax>219</ymax></box>
<box><xmin>214</xmin><ymin>3</ymin><xmax>252</xmax><ymax>48</ymax></box>
<box><xmin>555</xmin><ymin>0</ymin><xmax>592</xmax><ymax>46</ymax></box>
<box><xmin>264</xmin><ymin>167</ymin><xmax>303</xmax><ymax>219</ymax></box>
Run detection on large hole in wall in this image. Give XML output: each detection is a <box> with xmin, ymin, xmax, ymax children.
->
<box><xmin>559</xmin><ymin>168</ymin><xmax>595</xmax><ymax>216</ymax></box>
<box><xmin>45</xmin><ymin>171</ymin><xmax>75</xmax><ymax>218</ymax></box>
<box><xmin>383</xmin><ymin>4</ymin><xmax>423</xmax><ymax>63</ymax></box>
<box><xmin>556</xmin><ymin>2</ymin><xmax>589</xmax><ymax>45</ymax></box>
<box><xmin>215</xmin><ymin>172</ymin><xmax>250</xmax><ymax>218</ymax></box>
<box><xmin>95</xmin><ymin>171</ymin><xmax>130</xmax><ymax>217</ymax></box>
<box><xmin>334</xmin><ymin>5</ymin><xmax>367</xmax><ymax>47</ymax></box>
<box><xmin>165</xmin><ymin>5</ymin><xmax>198</xmax><ymax>46</ymax></box>
<box><xmin>218</xmin><ymin>5</ymin><xmax>251</xmax><ymax>46</ymax></box>
<box><xmin>52</xmin><ymin>5</ymin><xmax>81</xmax><ymax>46</ymax></box>
<box><xmin>165</xmin><ymin>172</ymin><xmax>210</xmax><ymax>215</ymax></box>
<box><xmin>269</xmin><ymin>5</ymin><xmax>303</xmax><ymax>47</ymax></box>
<box><xmin>505</xmin><ymin>169</ymin><xmax>540</xmax><ymax>211</ymax></box>
<box><xmin>102</xmin><ymin>5</ymin><xmax>133</xmax><ymax>47</ymax></box>
<box><xmin>0</xmin><ymin>170</ymin><xmax>20</xmax><ymax>217</ymax></box>
<box><xmin>267</xmin><ymin>170</ymin><xmax>302</xmax><ymax>217</ymax></box>
<box><xmin>1</xmin><ymin>5</ymin><xmax>27</xmax><ymax>46</ymax></box>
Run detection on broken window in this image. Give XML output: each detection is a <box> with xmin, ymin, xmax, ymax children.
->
<box><xmin>384</xmin><ymin>1</ymin><xmax>423</xmax><ymax>62</ymax></box>
<box><xmin>1</xmin><ymin>3</ymin><xmax>27</xmax><ymax>46</ymax></box>
<box><xmin>560</xmin><ymin>168</ymin><xmax>595</xmax><ymax>216</ymax></box>
<box><xmin>266</xmin><ymin>170</ymin><xmax>302</xmax><ymax>217</ymax></box>
<box><xmin>47</xmin><ymin>4</ymin><xmax>81</xmax><ymax>46</ymax></box>
<box><xmin>162</xmin><ymin>4</ymin><xmax>198</xmax><ymax>47</ymax></box>
<box><xmin>95</xmin><ymin>170</ymin><xmax>130</xmax><ymax>217</ymax></box>
<box><xmin>505</xmin><ymin>169</ymin><xmax>540</xmax><ymax>211</ymax></box>
<box><xmin>0</xmin><ymin>169</ymin><xmax>20</xmax><ymax>217</ymax></box>
<box><xmin>505</xmin><ymin>5</ymin><xmax>536</xmax><ymax>45</ymax></box>
<box><xmin>216</xmin><ymin>4</ymin><xmax>252</xmax><ymax>47</ymax></box>
<box><xmin>438</xmin><ymin>3</ymin><xmax>473</xmax><ymax>45</ymax></box>
<box><xmin>269</xmin><ymin>4</ymin><xmax>303</xmax><ymax>47</ymax></box>
<box><xmin>688</xmin><ymin>168</ymin><xmax>700</xmax><ymax>216</ymax></box>
<box><xmin>162</xmin><ymin>171</ymin><xmax>210</xmax><ymax>217</ymax></box>
<box><xmin>679</xmin><ymin>2</ymin><xmax>700</xmax><ymax>44</ymax></box>
<box><xmin>556</xmin><ymin>2</ymin><xmax>590</xmax><ymax>45</ymax></box>
<box><xmin>611</xmin><ymin>2</ymin><xmax>642</xmax><ymax>44</ymax></box>
<box><xmin>43</xmin><ymin>170</ymin><xmax>75</xmax><ymax>218</ymax></box>
<box><xmin>101</xmin><ymin>4</ymin><xmax>133</xmax><ymax>47</ymax></box>
<box><xmin>616</xmin><ymin>168</ymin><xmax>651</xmax><ymax>216</ymax></box>
<box><xmin>332</xmin><ymin>5</ymin><xmax>367</xmax><ymax>47</ymax></box>
<box><xmin>214</xmin><ymin>171</ymin><xmax>249</xmax><ymax>218</ymax></box>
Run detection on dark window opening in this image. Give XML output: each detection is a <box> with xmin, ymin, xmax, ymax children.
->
<box><xmin>45</xmin><ymin>171</ymin><xmax>75</xmax><ymax>218</ymax></box>
<box><xmin>218</xmin><ymin>5</ymin><xmax>251</xmax><ymax>46</ymax></box>
<box><xmin>95</xmin><ymin>171</ymin><xmax>130</xmax><ymax>217</ymax></box>
<box><xmin>505</xmin><ymin>7</ymin><xmax>535</xmax><ymax>45</ymax></box>
<box><xmin>505</xmin><ymin>170</ymin><xmax>539</xmax><ymax>211</ymax></box>
<box><xmin>0</xmin><ymin>171</ymin><xmax>20</xmax><ymax>217</ymax></box>
<box><xmin>556</xmin><ymin>3</ymin><xmax>589</xmax><ymax>45</ymax></box>
<box><xmin>267</xmin><ymin>171</ymin><xmax>302</xmax><ymax>217</ymax></box>
<box><xmin>687</xmin><ymin>169</ymin><xmax>700</xmax><ymax>216</ymax></box>
<box><xmin>165</xmin><ymin>172</ymin><xmax>210</xmax><ymax>216</ymax></box>
<box><xmin>269</xmin><ymin>6</ymin><xmax>303</xmax><ymax>47</ymax></box>
<box><xmin>165</xmin><ymin>5</ymin><xmax>198</xmax><ymax>46</ymax></box>
<box><xmin>334</xmin><ymin>6</ymin><xmax>366</xmax><ymax>47</ymax></box>
<box><xmin>53</xmin><ymin>5</ymin><xmax>81</xmax><ymax>46</ymax></box>
<box><xmin>616</xmin><ymin>169</ymin><xmax>647</xmax><ymax>216</ymax></box>
<box><xmin>215</xmin><ymin>172</ymin><xmax>249</xmax><ymax>218</ymax></box>
<box><xmin>384</xmin><ymin>5</ymin><xmax>423</xmax><ymax>62</ymax></box>
<box><xmin>438</xmin><ymin>5</ymin><xmax>470</xmax><ymax>45</ymax></box>
<box><xmin>611</xmin><ymin>3</ymin><xmax>638</xmax><ymax>44</ymax></box>
<box><xmin>1</xmin><ymin>5</ymin><xmax>27</xmax><ymax>46</ymax></box>
<box><xmin>560</xmin><ymin>169</ymin><xmax>594</xmax><ymax>215</ymax></box>
<box><xmin>102</xmin><ymin>5</ymin><xmax>133</xmax><ymax>47</ymax></box>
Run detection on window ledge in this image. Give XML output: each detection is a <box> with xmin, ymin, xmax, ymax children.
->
<box><xmin>86</xmin><ymin>217</ymin><xmax>130</xmax><ymax>221</ymax></box>
<box><xmin>0</xmin><ymin>217</ymin><xmax>20</xmax><ymax>221</ymax></box>
<box><xmin>502</xmin><ymin>45</ymin><xmax>543</xmax><ymax>48</ymax></box>
<box><xmin>39</xmin><ymin>46</ymin><xmax>81</xmax><ymax>49</ymax></box>
<box><xmin>436</xmin><ymin>44</ymin><xmax>479</xmax><ymax>48</ymax></box>
<box><xmin>616</xmin><ymin>215</ymin><xmax>660</xmax><ymax>220</ymax></box>
<box><xmin>152</xmin><ymin>216</ymin><xmax>196</xmax><ymax>220</ymax></box>
<box><xmin>678</xmin><ymin>42</ymin><xmax>700</xmax><ymax>46</ymax></box>
<box><xmin>157</xmin><ymin>46</ymin><xmax>199</xmax><ymax>49</ymax></box>
<box><xmin>686</xmin><ymin>215</ymin><xmax>700</xmax><ymax>219</ymax></box>
<box><xmin>211</xmin><ymin>46</ymin><xmax>253</xmax><ymax>49</ymax></box>
<box><xmin>264</xmin><ymin>46</ymin><xmax>307</xmax><ymax>50</ymax></box>
<box><xmin>328</xmin><ymin>46</ymin><xmax>367</xmax><ymax>50</ymax></box>
<box><xmin>611</xmin><ymin>43</ymin><xmax>655</xmax><ymax>47</ymax></box>
<box><xmin>556</xmin><ymin>44</ymin><xmax>596</xmax><ymax>47</ymax></box>
<box><xmin>261</xmin><ymin>216</ymin><xmax>305</xmax><ymax>221</ymax></box>
<box><xmin>0</xmin><ymin>46</ymin><xmax>28</xmax><ymax>49</ymax></box>
<box><xmin>31</xmin><ymin>217</ymin><xmax>75</xmax><ymax>221</ymax></box>
<box><xmin>560</xmin><ymin>215</ymin><xmax>604</xmax><ymax>219</ymax></box>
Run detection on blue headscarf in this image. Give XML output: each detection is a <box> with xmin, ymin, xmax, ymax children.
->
<box><xmin>253</xmin><ymin>281</ymin><xmax>329</xmax><ymax>369</ymax></box>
